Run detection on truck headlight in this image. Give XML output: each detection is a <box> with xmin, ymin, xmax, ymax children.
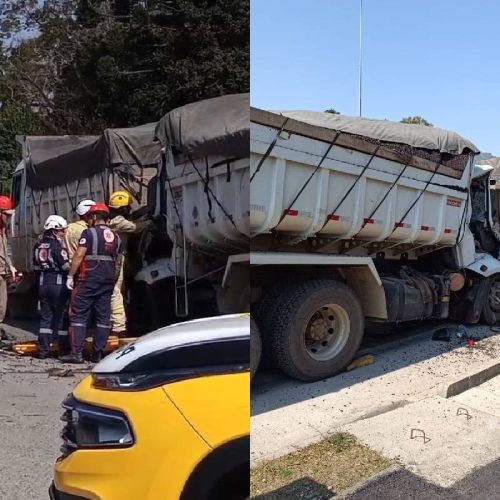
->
<box><xmin>59</xmin><ymin>395</ymin><xmax>134</xmax><ymax>457</ymax></box>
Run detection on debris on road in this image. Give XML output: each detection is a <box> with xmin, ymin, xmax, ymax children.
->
<box><xmin>346</xmin><ymin>355</ymin><xmax>375</xmax><ymax>372</ymax></box>
<box><xmin>432</xmin><ymin>327</ymin><xmax>451</xmax><ymax>342</ymax></box>
<box><xmin>46</xmin><ymin>368</ymin><xmax>73</xmax><ymax>378</ymax></box>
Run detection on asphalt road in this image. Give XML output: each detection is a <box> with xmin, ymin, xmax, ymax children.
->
<box><xmin>343</xmin><ymin>460</ymin><xmax>500</xmax><ymax>500</ymax></box>
<box><xmin>0</xmin><ymin>322</ymin><xmax>88</xmax><ymax>500</ymax></box>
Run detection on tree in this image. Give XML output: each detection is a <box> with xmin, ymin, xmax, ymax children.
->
<box><xmin>0</xmin><ymin>0</ymin><xmax>250</xmax><ymax>133</ymax></box>
<box><xmin>324</xmin><ymin>108</ymin><xmax>340</xmax><ymax>114</ymax></box>
<box><xmin>0</xmin><ymin>105</ymin><xmax>42</xmax><ymax>192</ymax></box>
<box><xmin>0</xmin><ymin>0</ymin><xmax>249</xmax><ymax>185</ymax></box>
<box><xmin>400</xmin><ymin>116</ymin><xmax>433</xmax><ymax>127</ymax></box>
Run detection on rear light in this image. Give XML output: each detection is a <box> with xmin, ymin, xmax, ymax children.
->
<box><xmin>59</xmin><ymin>395</ymin><xmax>134</xmax><ymax>458</ymax></box>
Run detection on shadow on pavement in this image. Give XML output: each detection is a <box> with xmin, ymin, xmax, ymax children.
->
<box><xmin>252</xmin><ymin>477</ymin><xmax>334</xmax><ymax>500</ymax></box>
<box><xmin>251</xmin><ymin>321</ymin><xmax>499</xmax><ymax>416</ymax></box>
<box><xmin>343</xmin><ymin>459</ymin><xmax>500</xmax><ymax>499</ymax></box>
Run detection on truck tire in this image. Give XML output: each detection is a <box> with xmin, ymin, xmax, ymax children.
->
<box><xmin>250</xmin><ymin>316</ymin><xmax>261</xmax><ymax>380</ymax></box>
<box><xmin>262</xmin><ymin>279</ymin><xmax>364</xmax><ymax>382</ymax></box>
<box><xmin>482</xmin><ymin>275</ymin><xmax>500</xmax><ymax>325</ymax></box>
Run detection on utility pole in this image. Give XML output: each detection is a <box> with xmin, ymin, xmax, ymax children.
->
<box><xmin>358</xmin><ymin>0</ymin><xmax>363</xmax><ymax>117</ymax></box>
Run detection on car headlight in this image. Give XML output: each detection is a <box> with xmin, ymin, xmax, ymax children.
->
<box><xmin>59</xmin><ymin>395</ymin><xmax>134</xmax><ymax>457</ymax></box>
<box><xmin>92</xmin><ymin>364</ymin><xmax>248</xmax><ymax>391</ymax></box>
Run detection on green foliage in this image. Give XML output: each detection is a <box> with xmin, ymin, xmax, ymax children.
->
<box><xmin>400</xmin><ymin>116</ymin><xmax>433</xmax><ymax>127</ymax></box>
<box><xmin>0</xmin><ymin>106</ymin><xmax>41</xmax><ymax>192</ymax></box>
<box><xmin>0</xmin><ymin>0</ymin><xmax>249</xmax><ymax>185</ymax></box>
<box><xmin>0</xmin><ymin>0</ymin><xmax>249</xmax><ymax>133</ymax></box>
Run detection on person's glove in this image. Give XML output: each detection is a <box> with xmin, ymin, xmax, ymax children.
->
<box><xmin>66</xmin><ymin>276</ymin><xmax>74</xmax><ymax>290</ymax></box>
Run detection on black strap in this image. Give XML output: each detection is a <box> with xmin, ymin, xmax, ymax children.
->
<box><xmin>250</xmin><ymin>117</ymin><xmax>289</xmax><ymax>182</ymax></box>
<box><xmin>188</xmin><ymin>155</ymin><xmax>244</xmax><ymax>237</ymax></box>
<box><xmin>354</xmin><ymin>161</ymin><xmax>410</xmax><ymax>236</ymax></box>
<box><xmin>385</xmin><ymin>160</ymin><xmax>442</xmax><ymax>241</ymax></box>
<box><xmin>205</xmin><ymin>157</ymin><xmax>215</xmax><ymax>223</ymax></box>
<box><xmin>319</xmin><ymin>144</ymin><xmax>381</xmax><ymax>233</ymax></box>
<box><xmin>275</xmin><ymin>132</ymin><xmax>340</xmax><ymax>229</ymax></box>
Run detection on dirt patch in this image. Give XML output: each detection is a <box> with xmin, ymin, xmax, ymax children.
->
<box><xmin>251</xmin><ymin>432</ymin><xmax>391</xmax><ymax>499</ymax></box>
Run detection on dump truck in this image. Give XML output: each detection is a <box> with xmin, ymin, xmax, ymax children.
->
<box><xmin>8</xmin><ymin>94</ymin><xmax>250</xmax><ymax>334</ymax></box>
<box><xmin>250</xmin><ymin>108</ymin><xmax>499</xmax><ymax>381</ymax></box>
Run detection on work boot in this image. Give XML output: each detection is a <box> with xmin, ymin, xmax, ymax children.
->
<box><xmin>91</xmin><ymin>350</ymin><xmax>104</xmax><ymax>364</ymax></box>
<box><xmin>38</xmin><ymin>351</ymin><xmax>49</xmax><ymax>360</ymax></box>
<box><xmin>59</xmin><ymin>352</ymin><xmax>84</xmax><ymax>364</ymax></box>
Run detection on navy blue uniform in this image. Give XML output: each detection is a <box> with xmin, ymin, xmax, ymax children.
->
<box><xmin>69</xmin><ymin>225</ymin><xmax>122</xmax><ymax>355</ymax></box>
<box><xmin>33</xmin><ymin>235</ymin><xmax>70</xmax><ymax>356</ymax></box>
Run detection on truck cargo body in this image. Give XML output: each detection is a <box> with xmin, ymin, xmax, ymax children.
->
<box><xmin>250</xmin><ymin>108</ymin><xmax>500</xmax><ymax>381</ymax></box>
<box><xmin>8</xmin><ymin>94</ymin><xmax>250</xmax><ymax>334</ymax></box>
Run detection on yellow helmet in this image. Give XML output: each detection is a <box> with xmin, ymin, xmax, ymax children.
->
<box><xmin>109</xmin><ymin>190</ymin><xmax>132</xmax><ymax>209</ymax></box>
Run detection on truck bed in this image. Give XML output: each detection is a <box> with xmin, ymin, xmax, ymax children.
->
<box><xmin>250</xmin><ymin>109</ymin><xmax>474</xmax><ymax>249</ymax></box>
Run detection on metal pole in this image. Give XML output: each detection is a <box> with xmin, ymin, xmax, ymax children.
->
<box><xmin>358</xmin><ymin>0</ymin><xmax>363</xmax><ymax>117</ymax></box>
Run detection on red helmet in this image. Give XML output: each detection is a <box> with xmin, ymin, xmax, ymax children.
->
<box><xmin>88</xmin><ymin>202</ymin><xmax>110</xmax><ymax>215</ymax></box>
<box><xmin>0</xmin><ymin>195</ymin><xmax>14</xmax><ymax>211</ymax></box>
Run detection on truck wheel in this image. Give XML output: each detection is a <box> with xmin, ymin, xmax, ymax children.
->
<box><xmin>482</xmin><ymin>275</ymin><xmax>500</xmax><ymax>325</ymax></box>
<box><xmin>264</xmin><ymin>279</ymin><xmax>364</xmax><ymax>382</ymax></box>
<box><xmin>250</xmin><ymin>316</ymin><xmax>261</xmax><ymax>380</ymax></box>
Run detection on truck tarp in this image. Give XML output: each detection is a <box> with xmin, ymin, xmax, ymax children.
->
<box><xmin>270</xmin><ymin>111</ymin><xmax>479</xmax><ymax>155</ymax></box>
<box><xmin>155</xmin><ymin>93</ymin><xmax>249</xmax><ymax>159</ymax></box>
<box><xmin>25</xmin><ymin>123</ymin><xmax>160</xmax><ymax>191</ymax></box>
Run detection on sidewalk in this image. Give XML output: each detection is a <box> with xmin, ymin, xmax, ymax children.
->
<box><xmin>344</xmin><ymin>375</ymin><xmax>500</xmax><ymax>488</ymax></box>
<box><xmin>251</xmin><ymin>325</ymin><xmax>500</xmax><ymax>465</ymax></box>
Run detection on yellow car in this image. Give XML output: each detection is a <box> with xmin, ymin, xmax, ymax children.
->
<box><xmin>50</xmin><ymin>314</ymin><xmax>250</xmax><ymax>500</ymax></box>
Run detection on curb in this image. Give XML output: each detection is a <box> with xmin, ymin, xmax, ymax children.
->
<box><xmin>331</xmin><ymin>465</ymin><xmax>401</xmax><ymax>499</ymax></box>
<box><xmin>439</xmin><ymin>359</ymin><xmax>500</xmax><ymax>398</ymax></box>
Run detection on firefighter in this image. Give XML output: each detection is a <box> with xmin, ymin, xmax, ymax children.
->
<box><xmin>64</xmin><ymin>199</ymin><xmax>96</xmax><ymax>260</ymax></box>
<box><xmin>0</xmin><ymin>195</ymin><xmax>16</xmax><ymax>337</ymax></box>
<box><xmin>61</xmin><ymin>203</ymin><xmax>122</xmax><ymax>364</ymax></box>
<box><xmin>33</xmin><ymin>215</ymin><xmax>70</xmax><ymax>359</ymax></box>
<box><xmin>108</xmin><ymin>190</ymin><xmax>147</xmax><ymax>336</ymax></box>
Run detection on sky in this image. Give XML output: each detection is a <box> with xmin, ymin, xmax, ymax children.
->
<box><xmin>251</xmin><ymin>0</ymin><xmax>500</xmax><ymax>156</ymax></box>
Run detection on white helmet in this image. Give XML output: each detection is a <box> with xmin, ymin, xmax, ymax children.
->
<box><xmin>76</xmin><ymin>199</ymin><xmax>96</xmax><ymax>216</ymax></box>
<box><xmin>44</xmin><ymin>215</ymin><xmax>68</xmax><ymax>231</ymax></box>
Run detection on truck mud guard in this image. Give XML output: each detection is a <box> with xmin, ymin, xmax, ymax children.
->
<box><xmin>251</xmin><ymin>252</ymin><xmax>387</xmax><ymax>319</ymax></box>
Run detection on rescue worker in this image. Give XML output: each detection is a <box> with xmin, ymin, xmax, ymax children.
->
<box><xmin>33</xmin><ymin>215</ymin><xmax>70</xmax><ymax>358</ymax></box>
<box><xmin>64</xmin><ymin>199</ymin><xmax>96</xmax><ymax>260</ymax></box>
<box><xmin>108</xmin><ymin>190</ymin><xmax>150</xmax><ymax>336</ymax></box>
<box><xmin>61</xmin><ymin>203</ymin><xmax>122</xmax><ymax>364</ymax></box>
<box><xmin>0</xmin><ymin>195</ymin><xmax>16</xmax><ymax>338</ymax></box>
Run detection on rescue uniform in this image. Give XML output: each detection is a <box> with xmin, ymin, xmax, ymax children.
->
<box><xmin>108</xmin><ymin>215</ymin><xmax>142</xmax><ymax>334</ymax></box>
<box><xmin>33</xmin><ymin>235</ymin><xmax>70</xmax><ymax>356</ymax></box>
<box><xmin>69</xmin><ymin>224</ymin><xmax>122</xmax><ymax>355</ymax></box>
<box><xmin>64</xmin><ymin>220</ymin><xmax>88</xmax><ymax>260</ymax></box>
<box><xmin>0</xmin><ymin>226</ymin><xmax>13</xmax><ymax>327</ymax></box>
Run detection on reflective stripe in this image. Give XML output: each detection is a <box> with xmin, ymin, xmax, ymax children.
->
<box><xmin>56</xmin><ymin>274</ymin><xmax>62</xmax><ymax>285</ymax></box>
<box><xmin>39</xmin><ymin>328</ymin><xmax>53</xmax><ymax>334</ymax></box>
<box><xmin>85</xmin><ymin>255</ymin><xmax>114</xmax><ymax>262</ymax></box>
<box><xmin>96</xmin><ymin>323</ymin><xmax>110</xmax><ymax>329</ymax></box>
<box><xmin>89</xmin><ymin>227</ymin><xmax>98</xmax><ymax>256</ymax></box>
<box><xmin>39</xmin><ymin>274</ymin><xmax>44</xmax><ymax>286</ymax></box>
<box><xmin>58</xmin><ymin>330</ymin><xmax>68</xmax><ymax>336</ymax></box>
<box><xmin>71</xmin><ymin>323</ymin><xmax>86</xmax><ymax>327</ymax></box>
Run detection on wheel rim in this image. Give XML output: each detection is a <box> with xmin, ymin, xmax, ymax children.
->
<box><xmin>303</xmin><ymin>303</ymin><xmax>350</xmax><ymax>361</ymax></box>
<box><xmin>488</xmin><ymin>279</ymin><xmax>500</xmax><ymax>312</ymax></box>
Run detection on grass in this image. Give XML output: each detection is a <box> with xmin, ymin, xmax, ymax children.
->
<box><xmin>251</xmin><ymin>432</ymin><xmax>391</xmax><ymax>499</ymax></box>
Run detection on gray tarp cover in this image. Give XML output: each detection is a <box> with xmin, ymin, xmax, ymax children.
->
<box><xmin>155</xmin><ymin>93</ymin><xmax>249</xmax><ymax>158</ymax></box>
<box><xmin>26</xmin><ymin>123</ymin><xmax>159</xmax><ymax>191</ymax></box>
<box><xmin>272</xmin><ymin>111</ymin><xmax>480</xmax><ymax>155</ymax></box>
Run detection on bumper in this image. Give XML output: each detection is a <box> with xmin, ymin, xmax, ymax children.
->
<box><xmin>52</xmin><ymin>377</ymin><xmax>211</xmax><ymax>500</ymax></box>
<box><xmin>49</xmin><ymin>483</ymin><xmax>89</xmax><ymax>500</ymax></box>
